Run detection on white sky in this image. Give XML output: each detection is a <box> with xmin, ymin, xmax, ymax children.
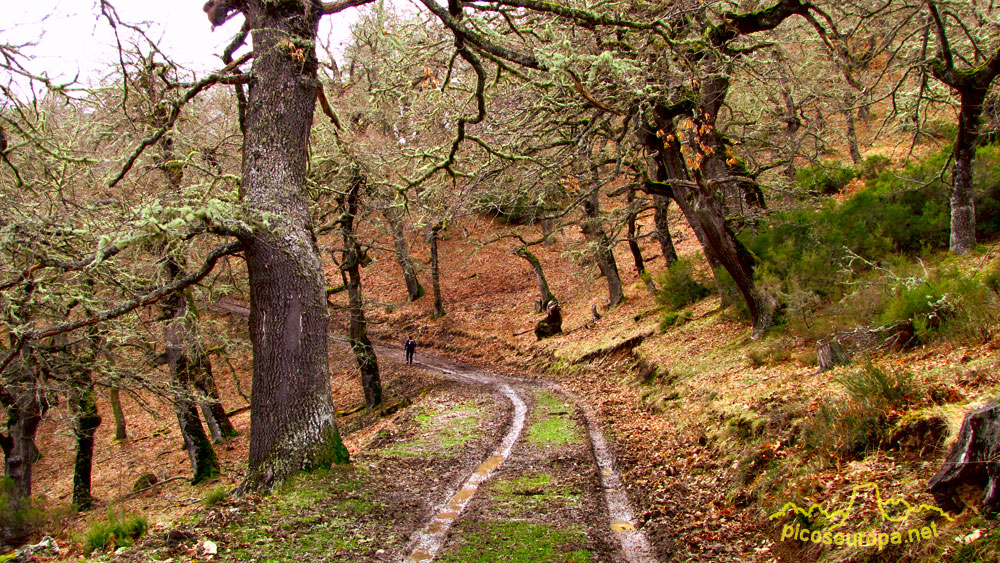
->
<box><xmin>4</xmin><ymin>1</ymin><xmax>364</xmax><ymax>86</ymax></box>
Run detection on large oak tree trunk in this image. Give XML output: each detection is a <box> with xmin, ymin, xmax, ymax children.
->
<box><xmin>643</xmin><ymin>113</ymin><xmax>774</xmax><ymax>336</ymax></box>
<box><xmin>0</xmin><ymin>382</ymin><xmax>47</xmax><ymax>505</ymax></box>
<box><xmin>239</xmin><ymin>0</ymin><xmax>348</xmax><ymax>493</ymax></box>
<box><xmin>71</xmin><ymin>370</ymin><xmax>100</xmax><ymax>511</ymax></box>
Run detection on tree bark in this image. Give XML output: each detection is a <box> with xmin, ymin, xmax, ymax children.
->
<box><xmin>161</xmin><ymin>267</ymin><xmax>220</xmax><ymax>485</ymax></box>
<box><xmin>949</xmin><ymin>89</ymin><xmax>985</xmax><ymax>255</ymax></box>
<box><xmin>339</xmin><ymin>176</ymin><xmax>382</xmax><ymax>409</ymax></box>
<box><xmin>514</xmin><ymin>246</ymin><xmax>556</xmax><ymax>309</ymax></box>
<box><xmin>925</xmin><ymin>3</ymin><xmax>1000</xmax><ymax>255</ymax></box>
<box><xmin>191</xmin><ymin>352</ymin><xmax>237</xmax><ymax>442</ymax></box>
<box><xmin>109</xmin><ymin>388</ymin><xmax>127</xmax><ymax>441</ymax></box>
<box><xmin>928</xmin><ymin>397</ymin><xmax>1000</xmax><ymax>512</ymax></box>
<box><xmin>642</xmin><ymin>110</ymin><xmax>774</xmax><ymax>336</ymax></box>
<box><xmin>383</xmin><ymin>204</ymin><xmax>424</xmax><ymax>301</ymax></box>
<box><xmin>182</xmin><ymin>303</ymin><xmax>236</xmax><ymax>443</ymax></box>
<box><xmin>653</xmin><ymin>195</ymin><xmax>678</xmax><ymax>268</ymax></box>
<box><xmin>0</xmin><ymin>381</ymin><xmax>47</xmax><ymax>505</ymax></box>
<box><xmin>626</xmin><ymin>189</ymin><xmax>656</xmax><ymax>294</ymax></box>
<box><xmin>581</xmin><ymin>192</ymin><xmax>624</xmax><ymax>308</ymax></box>
<box><xmin>70</xmin><ymin>369</ymin><xmax>100</xmax><ymax>511</ymax></box>
<box><xmin>430</xmin><ymin>222</ymin><xmax>445</xmax><ymax>318</ymax></box>
<box><xmin>238</xmin><ymin>0</ymin><xmax>348</xmax><ymax>493</ymax></box>
<box><xmin>844</xmin><ymin>93</ymin><xmax>862</xmax><ymax>165</ymax></box>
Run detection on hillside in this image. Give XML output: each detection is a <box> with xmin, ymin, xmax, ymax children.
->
<box><xmin>9</xmin><ymin>185</ymin><xmax>998</xmax><ymax>562</ymax></box>
<box><xmin>352</xmin><ymin>202</ymin><xmax>1000</xmax><ymax>562</ymax></box>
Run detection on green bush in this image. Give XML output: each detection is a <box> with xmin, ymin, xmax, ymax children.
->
<box><xmin>859</xmin><ymin>154</ymin><xmax>892</xmax><ymax>180</ymax></box>
<box><xmin>655</xmin><ymin>259</ymin><xmax>711</xmax><ymax>310</ymax></box>
<box><xmin>0</xmin><ymin>478</ymin><xmax>75</xmax><ymax>543</ymax></box>
<box><xmin>877</xmin><ymin>267</ymin><xmax>998</xmax><ymax>344</ymax></box>
<box><xmin>795</xmin><ymin>163</ymin><xmax>857</xmax><ymax>195</ymax></box>
<box><xmin>837</xmin><ymin>361</ymin><xmax>916</xmax><ymax>410</ymax></box>
<box><xmin>203</xmin><ymin>486</ymin><xmax>229</xmax><ymax>507</ymax></box>
<box><xmin>879</xmin><ymin>280</ymin><xmax>948</xmax><ymax>329</ymax></box>
<box><xmin>801</xmin><ymin>363</ymin><xmax>916</xmax><ymax>458</ymax></box>
<box><xmin>658</xmin><ymin>310</ymin><xmax>693</xmax><ymax>332</ymax></box>
<box><xmin>83</xmin><ymin>509</ymin><xmax>148</xmax><ymax>554</ymax></box>
<box><xmin>741</xmin><ymin>145</ymin><xmax>1000</xmax><ymax>336</ymax></box>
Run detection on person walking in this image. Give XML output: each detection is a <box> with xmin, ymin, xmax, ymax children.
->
<box><xmin>404</xmin><ymin>336</ymin><xmax>416</xmax><ymax>365</ymax></box>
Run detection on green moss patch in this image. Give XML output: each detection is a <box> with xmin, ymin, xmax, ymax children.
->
<box><xmin>438</xmin><ymin>520</ymin><xmax>593</xmax><ymax>563</ymax></box>
<box><xmin>527</xmin><ymin>392</ymin><xmax>579</xmax><ymax>446</ymax></box>
<box><xmin>380</xmin><ymin>401</ymin><xmax>482</xmax><ymax>457</ymax></box>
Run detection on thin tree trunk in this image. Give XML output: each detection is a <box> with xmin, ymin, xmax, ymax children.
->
<box><xmin>187</xmin><ymin>313</ymin><xmax>237</xmax><ymax>441</ymax></box>
<box><xmin>383</xmin><ymin>204</ymin><xmax>424</xmax><ymax>301</ymax></box>
<box><xmin>340</xmin><ymin>175</ymin><xmax>382</xmax><ymax>409</ymax></box>
<box><xmin>71</xmin><ymin>369</ymin><xmax>100</xmax><ymax>510</ymax></box>
<box><xmin>950</xmin><ymin>90</ymin><xmax>985</xmax><ymax>255</ymax></box>
<box><xmin>238</xmin><ymin>1</ymin><xmax>348</xmax><ymax>493</ymax></box>
<box><xmin>515</xmin><ymin>246</ymin><xmax>556</xmax><ymax>308</ymax></box>
<box><xmin>626</xmin><ymin>190</ymin><xmax>656</xmax><ymax>294</ymax></box>
<box><xmin>581</xmin><ymin>192</ymin><xmax>624</xmax><ymax>308</ymax></box>
<box><xmin>430</xmin><ymin>222</ymin><xmax>445</xmax><ymax>318</ymax></box>
<box><xmin>844</xmin><ymin>93</ymin><xmax>862</xmax><ymax>164</ymax></box>
<box><xmin>653</xmin><ymin>195</ymin><xmax>678</xmax><ymax>268</ymax></box>
<box><xmin>162</xmin><ymin>262</ymin><xmax>219</xmax><ymax>484</ymax></box>
<box><xmin>200</xmin><ymin>403</ymin><xmax>224</xmax><ymax>444</ymax></box>
<box><xmin>109</xmin><ymin>388</ymin><xmax>127</xmax><ymax>441</ymax></box>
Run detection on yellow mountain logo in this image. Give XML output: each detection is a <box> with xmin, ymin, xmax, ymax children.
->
<box><xmin>770</xmin><ymin>483</ymin><xmax>954</xmax><ymax>550</ymax></box>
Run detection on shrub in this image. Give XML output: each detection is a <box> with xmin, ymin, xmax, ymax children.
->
<box><xmin>655</xmin><ymin>259</ymin><xmax>710</xmax><ymax>310</ymax></box>
<box><xmin>740</xmin><ymin>146</ymin><xmax>1000</xmax><ymax>335</ymax></box>
<box><xmin>837</xmin><ymin>361</ymin><xmax>916</xmax><ymax>410</ymax></box>
<box><xmin>878</xmin><ymin>280</ymin><xmax>949</xmax><ymax>333</ymax></box>
<box><xmin>801</xmin><ymin>363</ymin><xmax>917</xmax><ymax>458</ymax></box>
<box><xmin>83</xmin><ymin>510</ymin><xmax>148</xmax><ymax>554</ymax></box>
<box><xmin>658</xmin><ymin>310</ymin><xmax>693</xmax><ymax>332</ymax></box>
<box><xmin>0</xmin><ymin>479</ymin><xmax>74</xmax><ymax>543</ymax></box>
<box><xmin>795</xmin><ymin>163</ymin><xmax>857</xmax><ymax>195</ymax></box>
<box><xmin>203</xmin><ymin>486</ymin><xmax>229</xmax><ymax>507</ymax></box>
<box><xmin>859</xmin><ymin>154</ymin><xmax>892</xmax><ymax>180</ymax></box>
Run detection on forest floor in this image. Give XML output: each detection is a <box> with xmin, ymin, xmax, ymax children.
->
<box><xmin>18</xmin><ymin>205</ymin><xmax>1000</xmax><ymax>562</ymax></box>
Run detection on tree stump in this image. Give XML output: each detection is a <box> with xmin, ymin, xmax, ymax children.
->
<box><xmin>928</xmin><ymin>398</ymin><xmax>1000</xmax><ymax>513</ymax></box>
<box><xmin>534</xmin><ymin>302</ymin><xmax>562</xmax><ymax>340</ymax></box>
<box><xmin>816</xmin><ymin>339</ymin><xmax>850</xmax><ymax>373</ymax></box>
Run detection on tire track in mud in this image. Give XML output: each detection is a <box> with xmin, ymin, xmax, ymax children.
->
<box><xmin>385</xmin><ymin>347</ymin><xmax>657</xmax><ymax>563</ymax></box>
<box><xmin>401</xmin><ymin>359</ymin><xmax>527</xmax><ymax>563</ymax></box>
<box><xmin>553</xmin><ymin>385</ymin><xmax>659</xmax><ymax>563</ymax></box>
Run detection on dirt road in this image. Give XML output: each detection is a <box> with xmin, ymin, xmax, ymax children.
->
<box><xmin>124</xmin><ymin>344</ymin><xmax>661</xmax><ymax>562</ymax></box>
<box><xmin>393</xmin><ymin>348</ymin><xmax>658</xmax><ymax>563</ymax></box>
